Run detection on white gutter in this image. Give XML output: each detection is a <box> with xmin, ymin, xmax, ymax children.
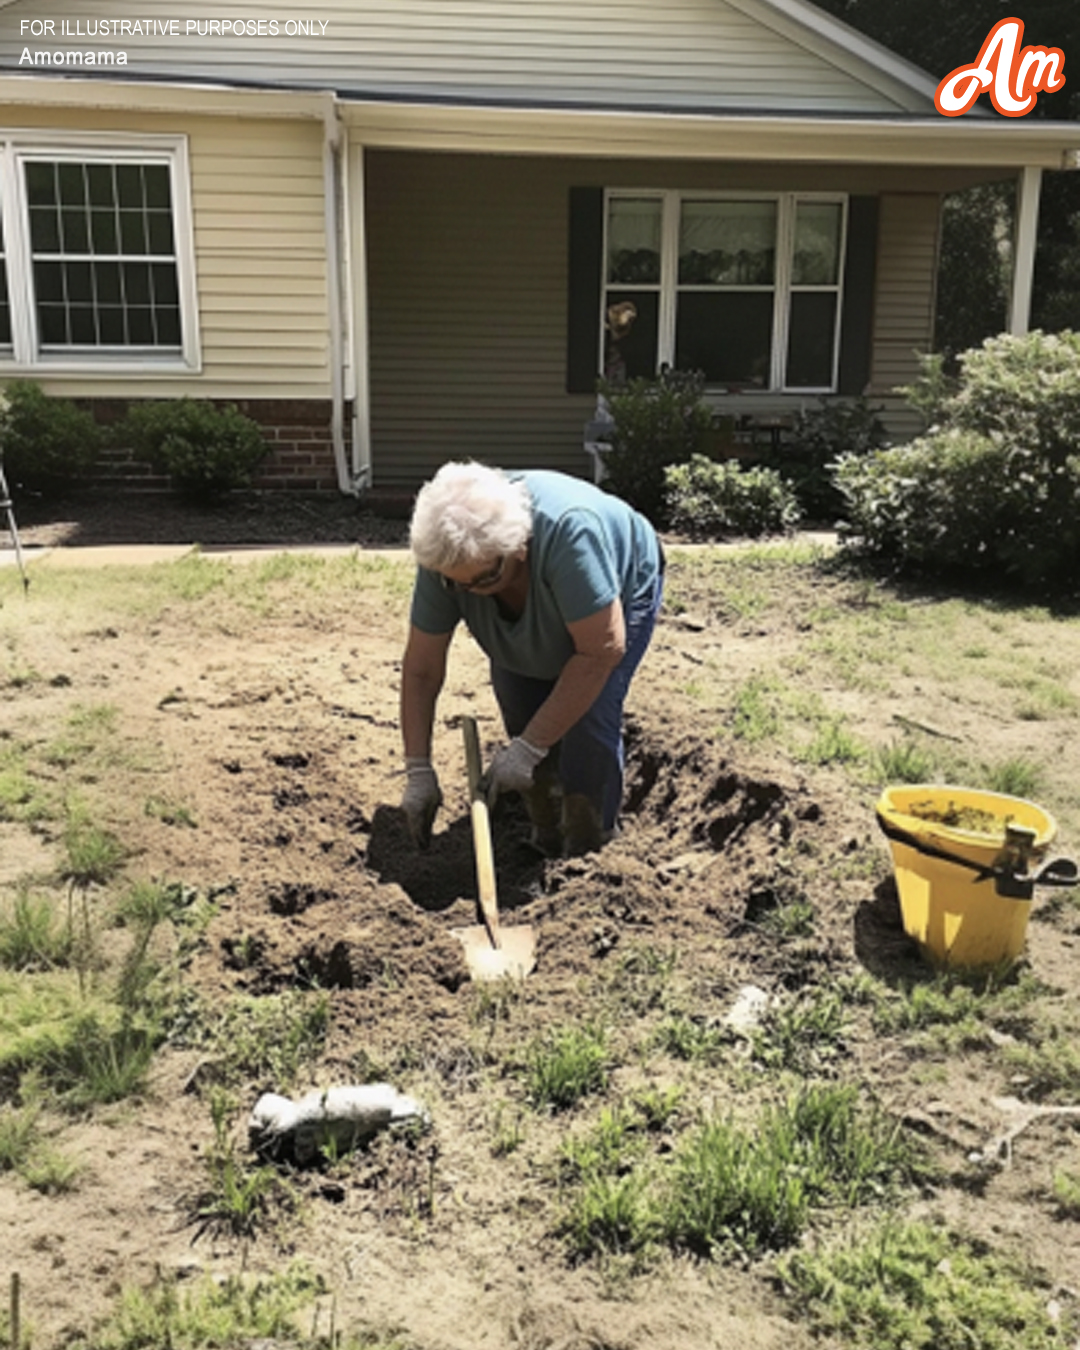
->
<box><xmin>321</xmin><ymin>95</ymin><xmax>353</xmax><ymax>497</ymax></box>
<box><xmin>3</xmin><ymin>75</ymin><xmax>1077</xmax><ymax>169</ymax></box>
<box><xmin>340</xmin><ymin>101</ymin><xmax>1080</xmax><ymax>170</ymax></box>
<box><xmin>346</xmin><ymin>141</ymin><xmax>372</xmax><ymax>493</ymax></box>
<box><xmin>0</xmin><ymin>73</ymin><xmax>333</xmax><ymax>119</ymax></box>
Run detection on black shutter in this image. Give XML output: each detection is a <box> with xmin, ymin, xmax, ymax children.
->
<box><xmin>837</xmin><ymin>195</ymin><xmax>879</xmax><ymax>396</ymax></box>
<box><xmin>566</xmin><ymin>186</ymin><xmax>604</xmax><ymax>394</ymax></box>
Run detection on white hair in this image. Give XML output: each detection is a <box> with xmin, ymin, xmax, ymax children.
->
<box><xmin>409</xmin><ymin>461</ymin><xmax>533</xmax><ymax>569</ymax></box>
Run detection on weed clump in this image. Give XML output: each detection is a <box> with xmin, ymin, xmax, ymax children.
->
<box><xmin>560</xmin><ymin>1082</ymin><xmax>925</xmax><ymax>1263</ymax></box>
<box><xmin>525</xmin><ymin>1023</ymin><xmax>609</xmax><ymax>1112</ymax></box>
<box><xmin>778</xmin><ymin>1219</ymin><xmax>1075</xmax><ymax>1349</ymax></box>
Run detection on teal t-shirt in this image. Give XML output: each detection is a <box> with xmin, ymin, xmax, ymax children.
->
<box><xmin>409</xmin><ymin>470</ymin><xmax>661</xmax><ymax>680</ymax></box>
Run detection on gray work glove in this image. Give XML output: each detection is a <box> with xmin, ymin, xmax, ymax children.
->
<box><xmin>481</xmin><ymin>737</ymin><xmax>547</xmax><ymax>806</ymax></box>
<box><xmin>401</xmin><ymin>757</ymin><xmax>442</xmax><ymax>848</ymax></box>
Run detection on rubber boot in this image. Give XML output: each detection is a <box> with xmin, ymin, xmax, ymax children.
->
<box><xmin>561</xmin><ymin>792</ymin><xmax>606</xmax><ymax>857</ymax></box>
<box><xmin>523</xmin><ymin>778</ymin><xmax>563</xmax><ymax>858</ymax></box>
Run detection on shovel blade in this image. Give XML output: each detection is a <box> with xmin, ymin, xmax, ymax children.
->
<box><xmin>452</xmin><ymin>923</ymin><xmax>537</xmax><ymax>981</ymax></box>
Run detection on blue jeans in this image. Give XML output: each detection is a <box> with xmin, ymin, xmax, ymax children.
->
<box><xmin>489</xmin><ymin>569</ymin><xmax>664</xmax><ymax>831</ymax></box>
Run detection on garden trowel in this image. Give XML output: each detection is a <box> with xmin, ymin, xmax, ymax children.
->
<box><xmin>451</xmin><ymin>715</ymin><xmax>536</xmax><ymax>981</ymax></box>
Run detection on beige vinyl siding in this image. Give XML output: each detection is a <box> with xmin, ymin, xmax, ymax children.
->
<box><xmin>0</xmin><ymin>106</ymin><xmax>329</xmax><ymax>399</ymax></box>
<box><xmin>0</xmin><ymin>0</ymin><xmax>923</xmax><ymax>114</ymax></box>
<box><xmin>364</xmin><ymin>151</ymin><xmax>949</xmax><ymax>485</ymax></box>
<box><xmin>869</xmin><ymin>193</ymin><xmax>941</xmax><ymax>411</ymax></box>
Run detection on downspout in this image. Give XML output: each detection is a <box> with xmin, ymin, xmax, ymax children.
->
<box><xmin>322</xmin><ymin>96</ymin><xmax>356</xmax><ymax>495</ymax></box>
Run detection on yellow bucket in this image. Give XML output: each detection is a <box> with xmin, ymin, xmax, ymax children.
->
<box><xmin>875</xmin><ymin>785</ymin><xmax>1058</xmax><ymax>969</ymax></box>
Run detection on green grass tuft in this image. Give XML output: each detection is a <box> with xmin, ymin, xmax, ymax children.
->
<box><xmin>662</xmin><ymin>1084</ymin><xmax>923</xmax><ymax>1258</ymax></box>
<box><xmin>751</xmin><ymin>989</ymin><xmax>848</xmax><ymax>1074</ymax></box>
<box><xmin>0</xmin><ymin>890</ymin><xmax>73</xmax><ymax>970</ymax></box>
<box><xmin>653</xmin><ymin>1013</ymin><xmax>727</xmax><ymax>1064</ymax></box>
<box><xmin>980</xmin><ymin>756</ymin><xmax>1044</xmax><ymax>800</ymax></box>
<box><xmin>195</xmin><ymin>991</ymin><xmax>331</xmax><ymax>1092</ymax></box>
<box><xmin>525</xmin><ymin>1023</ymin><xmax>609</xmax><ymax>1112</ymax></box>
<box><xmin>730</xmin><ymin>674</ymin><xmax>783</xmax><ymax>743</ymax></box>
<box><xmin>778</xmin><ymin>1219</ymin><xmax>1074</xmax><ymax>1349</ymax></box>
<box><xmin>875</xmin><ymin>737</ymin><xmax>938</xmax><ymax>784</ymax></box>
<box><xmin>68</xmin><ymin>1263</ymin><xmax>324</xmax><ymax>1350</ymax></box>
<box><xmin>62</xmin><ymin>815</ymin><xmax>127</xmax><ymax>889</ymax></box>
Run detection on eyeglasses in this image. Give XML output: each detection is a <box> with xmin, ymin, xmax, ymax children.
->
<box><xmin>439</xmin><ymin>556</ymin><xmax>506</xmax><ymax>593</ymax></box>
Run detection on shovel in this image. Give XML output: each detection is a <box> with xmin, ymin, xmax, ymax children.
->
<box><xmin>450</xmin><ymin>715</ymin><xmax>537</xmax><ymax>981</ymax></box>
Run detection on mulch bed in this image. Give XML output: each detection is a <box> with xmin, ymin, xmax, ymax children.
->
<box><xmin>3</xmin><ymin>488</ymin><xmax>411</xmax><ymax>550</ymax></box>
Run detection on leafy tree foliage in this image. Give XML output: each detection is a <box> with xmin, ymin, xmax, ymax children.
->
<box><xmin>813</xmin><ymin>0</ymin><xmax>1080</xmax><ymax>339</ymax></box>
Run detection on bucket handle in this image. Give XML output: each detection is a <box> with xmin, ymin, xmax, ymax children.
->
<box><xmin>875</xmin><ymin>811</ymin><xmax>1078</xmax><ymax>901</ymax></box>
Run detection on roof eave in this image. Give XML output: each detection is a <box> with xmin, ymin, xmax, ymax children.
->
<box><xmin>1</xmin><ymin>74</ymin><xmax>1077</xmax><ymax>169</ymax></box>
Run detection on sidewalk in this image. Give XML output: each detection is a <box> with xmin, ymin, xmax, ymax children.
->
<box><xmin>0</xmin><ymin>541</ymin><xmax>413</xmax><ymax>568</ymax></box>
<box><xmin>0</xmin><ymin>532</ymin><xmax>837</xmax><ymax>570</ymax></box>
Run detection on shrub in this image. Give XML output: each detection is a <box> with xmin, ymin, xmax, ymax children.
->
<box><xmin>0</xmin><ymin>379</ymin><xmax>103</xmax><ymax>493</ymax></box>
<box><xmin>599</xmin><ymin>369</ymin><xmax>714</xmax><ymax>525</ymax></box>
<box><xmin>122</xmin><ymin>398</ymin><xmax>269</xmax><ymax>502</ymax></box>
<box><xmin>836</xmin><ymin>331</ymin><xmax>1080</xmax><ymax>590</ymax></box>
<box><xmin>665</xmin><ymin>454</ymin><xmax>801</xmax><ymax>539</ymax></box>
<box><xmin>895</xmin><ymin>351</ymin><xmax>957</xmax><ymax>429</ymax></box>
<box><xmin>766</xmin><ymin>398</ymin><xmax>886</xmax><ymax>522</ymax></box>
<box><xmin>944</xmin><ymin>329</ymin><xmax>1080</xmax><ymax>456</ymax></box>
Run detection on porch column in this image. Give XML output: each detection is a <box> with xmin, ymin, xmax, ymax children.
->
<box><xmin>1009</xmin><ymin>165</ymin><xmax>1042</xmax><ymax>335</ymax></box>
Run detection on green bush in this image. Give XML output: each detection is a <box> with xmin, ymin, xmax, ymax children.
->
<box><xmin>599</xmin><ymin>369</ymin><xmax>714</xmax><ymax>525</ymax></box>
<box><xmin>945</xmin><ymin>330</ymin><xmax>1080</xmax><ymax>456</ymax></box>
<box><xmin>836</xmin><ymin>331</ymin><xmax>1080</xmax><ymax>590</ymax></box>
<box><xmin>122</xmin><ymin>398</ymin><xmax>269</xmax><ymax>502</ymax></box>
<box><xmin>0</xmin><ymin>379</ymin><xmax>103</xmax><ymax>493</ymax></box>
<box><xmin>766</xmin><ymin>397</ymin><xmax>886</xmax><ymax>522</ymax></box>
<box><xmin>665</xmin><ymin>454</ymin><xmax>801</xmax><ymax>539</ymax></box>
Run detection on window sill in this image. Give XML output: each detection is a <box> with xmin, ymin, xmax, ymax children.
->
<box><xmin>0</xmin><ymin>356</ymin><xmax>201</xmax><ymax>377</ymax></box>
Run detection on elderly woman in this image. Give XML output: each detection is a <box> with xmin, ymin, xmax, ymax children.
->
<box><xmin>399</xmin><ymin>461</ymin><xmax>664</xmax><ymax>856</ymax></box>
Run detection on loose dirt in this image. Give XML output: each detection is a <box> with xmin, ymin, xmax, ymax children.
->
<box><xmin>2</xmin><ymin>492</ymin><xmax>1079</xmax><ymax>1349</ymax></box>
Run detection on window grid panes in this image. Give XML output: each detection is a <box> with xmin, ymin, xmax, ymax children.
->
<box><xmin>786</xmin><ymin>201</ymin><xmax>843</xmax><ymax>389</ymax></box>
<box><xmin>602</xmin><ymin>192</ymin><xmax>845</xmax><ymax>392</ymax></box>
<box><xmin>676</xmin><ymin>200</ymin><xmax>777</xmax><ymax>387</ymax></box>
<box><xmin>603</xmin><ymin>197</ymin><xmax>662</xmax><ymax>381</ymax></box>
<box><xmin>26</xmin><ymin>159</ymin><xmax>181</xmax><ymax>350</ymax></box>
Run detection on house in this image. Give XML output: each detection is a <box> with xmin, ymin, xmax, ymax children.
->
<box><xmin>0</xmin><ymin>0</ymin><xmax>1077</xmax><ymax>498</ymax></box>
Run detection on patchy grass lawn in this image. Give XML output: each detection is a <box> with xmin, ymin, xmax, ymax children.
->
<box><xmin>1</xmin><ymin>542</ymin><xmax>1079</xmax><ymax>1350</ymax></box>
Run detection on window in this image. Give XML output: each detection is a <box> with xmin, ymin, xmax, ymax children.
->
<box><xmin>601</xmin><ymin>191</ymin><xmax>846</xmax><ymax>392</ymax></box>
<box><xmin>0</xmin><ymin>135</ymin><xmax>198</xmax><ymax>370</ymax></box>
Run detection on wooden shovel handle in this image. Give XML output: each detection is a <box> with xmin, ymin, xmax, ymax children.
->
<box><xmin>462</xmin><ymin>716</ymin><xmax>501</xmax><ymax>949</ymax></box>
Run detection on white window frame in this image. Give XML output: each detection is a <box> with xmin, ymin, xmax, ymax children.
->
<box><xmin>0</xmin><ymin>184</ymin><xmax>9</xmax><ymax>355</ymax></box>
<box><xmin>601</xmin><ymin>189</ymin><xmax>848</xmax><ymax>394</ymax></box>
<box><xmin>0</xmin><ymin>130</ymin><xmax>200</xmax><ymax>374</ymax></box>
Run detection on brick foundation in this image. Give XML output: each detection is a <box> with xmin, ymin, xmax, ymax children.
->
<box><xmin>85</xmin><ymin>397</ymin><xmax>351</xmax><ymax>494</ymax></box>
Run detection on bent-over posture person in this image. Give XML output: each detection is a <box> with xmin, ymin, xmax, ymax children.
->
<box><xmin>399</xmin><ymin>461</ymin><xmax>664</xmax><ymax>857</ymax></box>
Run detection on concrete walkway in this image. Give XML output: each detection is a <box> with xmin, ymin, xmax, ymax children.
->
<box><xmin>0</xmin><ymin>541</ymin><xmax>412</xmax><ymax>568</ymax></box>
<box><xmin>0</xmin><ymin>532</ymin><xmax>837</xmax><ymax>570</ymax></box>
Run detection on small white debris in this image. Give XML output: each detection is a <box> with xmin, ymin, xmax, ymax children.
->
<box><xmin>249</xmin><ymin>1084</ymin><xmax>429</xmax><ymax>1164</ymax></box>
<box><xmin>723</xmin><ymin>985</ymin><xmax>771</xmax><ymax>1033</ymax></box>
